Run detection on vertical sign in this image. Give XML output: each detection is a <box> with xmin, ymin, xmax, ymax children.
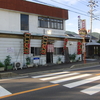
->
<box><xmin>77</xmin><ymin>42</ymin><xmax>82</xmax><ymax>54</ymax></box>
<box><xmin>78</xmin><ymin>16</ymin><xmax>82</xmax><ymax>31</ymax></box>
<box><xmin>23</xmin><ymin>33</ymin><xmax>31</xmax><ymax>54</ymax></box>
<box><xmin>41</xmin><ymin>35</ymin><xmax>48</xmax><ymax>55</ymax></box>
<box><xmin>82</xmin><ymin>20</ymin><xmax>86</xmax><ymax>29</ymax></box>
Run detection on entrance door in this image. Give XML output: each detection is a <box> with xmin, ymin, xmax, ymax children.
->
<box><xmin>46</xmin><ymin>52</ymin><xmax>53</xmax><ymax>63</ymax></box>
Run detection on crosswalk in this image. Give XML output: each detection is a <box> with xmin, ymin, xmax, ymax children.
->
<box><xmin>32</xmin><ymin>71</ymin><xmax>100</xmax><ymax>95</ymax></box>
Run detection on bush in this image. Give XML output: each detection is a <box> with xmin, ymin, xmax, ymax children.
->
<box><xmin>0</xmin><ymin>61</ymin><xmax>5</xmax><ymax>67</ymax></box>
<box><xmin>4</xmin><ymin>55</ymin><xmax>11</xmax><ymax>66</ymax></box>
<box><xmin>69</xmin><ymin>53</ymin><xmax>76</xmax><ymax>60</ymax></box>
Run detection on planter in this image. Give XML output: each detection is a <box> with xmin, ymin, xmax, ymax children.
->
<box><xmin>7</xmin><ymin>65</ymin><xmax>13</xmax><ymax>70</ymax></box>
<box><xmin>57</xmin><ymin>61</ymin><xmax>62</xmax><ymax>64</ymax></box>
<box><xmin>0</xmin><ymin>67</ymin><xmax>5</xmax><ymax>71</ymax></box>
<box><xmin>27</xmin><ymin>64</ymin><xmax>33</xmax><ymax>68</ymax></box>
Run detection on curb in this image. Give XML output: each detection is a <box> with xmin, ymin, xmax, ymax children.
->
<box><xmin>70</xmin><ymin>62</ymin><xmax>100</xmax><ymax>69</ymax></box>
<box><xmin>0</xmin><ymin>72</ymin><xmax>18</xmax><ymax>79</ymax></box>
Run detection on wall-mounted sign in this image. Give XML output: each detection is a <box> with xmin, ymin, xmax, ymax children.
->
<box><xmin>33</xmin><ymin>57</ymin><xmax>40</xmax><ymax>64</ymax></box>
<box><xmin>23</xmin><ymin>33</ymin><xmax>31</xmax><ymax>54</ymax></box>
<box><xmin>41</xmin><ymin>35</ymin><xmax>48</xmax><ymax>55</ymax></box>
<box><xmin>77</xmin><ymin>42</ymin><xmax>82</xmax><ymax>54</ymax></box>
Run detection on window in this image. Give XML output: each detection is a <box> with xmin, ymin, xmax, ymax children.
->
<box><xmin>54</xmin><ymin>48</ymin><xmax>64</xmax><ymax>55</ymax></box>
<box><xmin>31</xmin><ymin>47</ymin><xmax>41</xmax><ymax>56</ymax></box>
<box><xmin>38</xmin><ymin>16</ymin><xmax>63</xmax><ymax>30</ymax></box>
<box><xmin>21</xmin><ymin>14</ymin><xmax>29</xmax><ymax>30</ymax></box>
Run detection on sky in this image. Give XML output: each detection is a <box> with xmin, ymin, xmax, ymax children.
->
<box><xmin>27</xmin><ymin>0</ymin><xmax>100</xmax><ymax>34</ymax></box>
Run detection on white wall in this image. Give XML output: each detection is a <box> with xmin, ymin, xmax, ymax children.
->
<box><xmin>67</xmin><ymin>41</ymin><xmax>77</xmax><ymax>54</ymax></box>
<box><xmin>0</xmin><ymin>9</ymin><xmax>20</xmax><ymax>32</ymax></box>
<box><xmin>0</xmin><ymin>38</ymin><xmax>23</xmax><ymax>64</ymax></box>
<box><xmin>0</xmin><ymin>9</ymin><xmax>66</xmax><ymax>36</ymax></box>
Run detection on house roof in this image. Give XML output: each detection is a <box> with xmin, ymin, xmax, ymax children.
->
<box><xmin>0</xmin><ymin>0</ymin><xmax>68</xmax><ymax>19</ymax></box>
<box><xmin>86</xmin><ymin>42</ymin><xmax>100</xmax><ymax>46</ymax></box>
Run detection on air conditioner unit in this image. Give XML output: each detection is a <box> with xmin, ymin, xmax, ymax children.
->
<box><xmin>14</xmin><ymin>62</ymin><xmax>22</xmax><ymax>70</ymax></box>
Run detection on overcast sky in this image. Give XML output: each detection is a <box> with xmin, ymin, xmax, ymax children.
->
<box><xmin>27</xmin><ymin>0</ymin><xmax>100</xmax><ymax>33</ymax></box>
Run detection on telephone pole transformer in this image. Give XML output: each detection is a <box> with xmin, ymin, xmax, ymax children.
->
<box><xmin>88</xmin><ymin>0</ymin><xmax>98</xmax><ymax>42</ymax></box>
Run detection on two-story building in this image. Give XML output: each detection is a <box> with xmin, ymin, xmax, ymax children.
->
<box><xmin>0</xmin><ymin>0</ymin><xmax>82</xmax><ymax>68</ymax></box>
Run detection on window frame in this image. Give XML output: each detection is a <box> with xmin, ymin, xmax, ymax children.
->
<box><xmin>21</xmin><ymin>14</ymin><xmax>29</xmax><ymax>31</ymax></box>
<box><xmin>38</xmin><ymin>16</ymin><xmax>63</xmax><ymax>30</ymax></box>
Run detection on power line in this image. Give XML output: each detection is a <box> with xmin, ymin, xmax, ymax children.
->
<box><xmin>50</xmin><ymin>0</ymin><xmax>88</xmax><ymax>14</ymax></box>
<box><xmin>78</xmin><ymin>1</ymin><xmax>88</xmax><ymax>5</ymax></box>
<box><xmin>29</xmin><ymin>0</ymin><xmax>100</xmax><ymax>21</ymax></box>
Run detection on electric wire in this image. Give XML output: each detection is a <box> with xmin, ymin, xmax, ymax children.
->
<box><xmin>29</xmin><ymin>0</ymin><xmax>100</xmax><ymax>21</ymax></box>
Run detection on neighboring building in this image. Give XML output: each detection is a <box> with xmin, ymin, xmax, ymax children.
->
<box><xmin>0</xmin><ymin>0</ymin><xmax>82</xmax><ymax>68</ymax></box>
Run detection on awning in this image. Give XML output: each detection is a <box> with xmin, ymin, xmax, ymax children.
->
<box><xmin>86</xmin><ymin>42</ymin><xmax>100</xmax><ymax>46</ymax></box>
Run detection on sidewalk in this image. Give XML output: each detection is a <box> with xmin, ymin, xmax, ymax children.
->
<box><xmin>0</xmin><ymin>59</ymin><xmax>100</xmax><ymax>79</ymax></box>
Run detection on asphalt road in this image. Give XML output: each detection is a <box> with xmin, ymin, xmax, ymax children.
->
<box><xmin>0</xmin><ymin>65</ymin><xmax>100</xmax><ymax>100</ymax></box>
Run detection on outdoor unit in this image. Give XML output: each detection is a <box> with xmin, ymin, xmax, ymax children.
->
<box><xmin>13</xmin><ymin>62</ymin><xmax>22</xmax><ymax>70</ymax></box>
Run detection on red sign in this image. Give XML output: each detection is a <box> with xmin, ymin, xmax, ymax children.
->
<box><xmin>47</xmin><ymin>44</ymin><xmax>54</xmax><ymax>52</ymax></box>
<box><xmin>77</xmin><ymin>42</ymin><xmax>82</xmax><ymax>54</ymax></box>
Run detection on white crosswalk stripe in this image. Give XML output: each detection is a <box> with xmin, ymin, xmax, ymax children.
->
<box><xmin>81</xmin><ymin>84</ymin><xmax>100</xmax><ymax>95</ymax></box>
<box><xmin>32</xmin><ymin>71</ymin><xmax>69</xmax><ymax>78</ymax></box>
<box><xmin>40</xmin><ymin>73</ymin><xmax>79</xmax><ymax>81</ymax></box>
<box><xmin>50</xmin><ymin>74</ymin><xmax>91</xmax><ymax>84</ymax></box>
<box><xmin>32</xmin><ymin>71</ymin><xmax>100</xmax><ymax>95</ymax></box>
<box><xmin>0</xmin><ymin>86</ymin><xmax>12</xmax><ymax>97</ymax></box>
<box><xmin>63</xmin><ymin>76</ymin><xmax>100</xmax><ymax>88</ymax></box>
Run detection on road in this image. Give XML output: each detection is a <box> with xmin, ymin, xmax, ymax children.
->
<box><xmin>0</xmin><ymin>65</ymin><xmax>100</xmax><ymax>100</ymax></box>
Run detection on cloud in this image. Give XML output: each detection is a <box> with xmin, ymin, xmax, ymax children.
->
<box><xmin>94</xmin><ymin>10</ymin><xmax>100</xmax><ymax>16</ymax></box>
<box><xmin>93</xmin><ymin>28</ymin><xmax>100</xmax><ymax>33</ymax></box>
<box><xmin>63</xmin><ymin>0</ymin><xmax>80</xmax><ymax>4</ymax></box>
<box><xmin>66</xmin><ymin>23</ymin><xmax>74</xmax><ymax>26</ymax></box>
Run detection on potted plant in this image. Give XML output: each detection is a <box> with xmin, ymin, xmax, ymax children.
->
<box><xmin>4</xmin><ymin>55</ymin><xmax>13</xmax><ymax>71</ymax></box>
<box><xmin>26</xmin><ymin>57</ymin><xmax>33</xmax><ymax>67</ymax></box>
<box><xmin>57</xmin><ymin>57</ymin><xmax>62</xmax><ymax>64</ymax></box>
<box><xmin>69</xmin><ymin>53</ymin><xmax>76</xmax><ymax>62</ymax></box>
<box><xmin>0</xmin><ymin>61</ymin><xmax>5</xmax><ymax>71</ymax></box>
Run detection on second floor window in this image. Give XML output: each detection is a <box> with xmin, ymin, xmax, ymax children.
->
<box><xmin>21</xmin><ymin>14</ymin><xmax>29</xmax><ymax>31</ymax></box>
<box><xmin>38</xmin><ymin>16</ymin><xmax>63</xmax><ymax>30</ymax></box>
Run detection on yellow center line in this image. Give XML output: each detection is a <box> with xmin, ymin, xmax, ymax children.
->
<box><xmin>96</xmin><ymin>73</ymin><xmax>100</xmax><ymax>76</ymax></box>
<box><xmin>0</xmin><ymin>84</ymin><xmax>59</xmax><ymax>99</ymax></box>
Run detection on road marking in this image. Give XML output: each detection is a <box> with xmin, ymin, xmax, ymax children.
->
<box><xmin>81</xmin><ymin>84</ymin><xmax>100</xmax><ymax>95</ymax></box>
<box><xmin>50</xmin><ymin>74</ymin><xmax>91</xmax><ymax>83</ymax></box>
<box><xmin>32</xmin><ymin>71</ymin><xmax>69</xmax><ymax>78</ymax></box>
<box><xmin>96</xmin><ymin>73</ymin><xmax>100</xmax><ymax>76</ymax></box>
<box><xmin>63</xmin><ymin>75</ymin><xmax>100</xmax><ymax>88</ymax></box>
<box><xmin>40</xmin><ymin>73</ymin><xmax>79</xmax><ymax>81</ymax></box>
<box><xmin>0</xmin><ymin>76</ymin><xmax>28</xmax><ymax>82</ymax></box>
<box><xmin>0</xmin><ymin>86</ymin><xmax>12</xmax><ymax>97</ymax></box>
<box><xmin>0</xmin><ymin>84</ymin><xmax>59</xmax><ymax>99</ymax></box>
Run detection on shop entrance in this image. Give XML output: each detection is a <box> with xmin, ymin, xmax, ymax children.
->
<box><xmin>46</xmin><ymin>52</ymin><xmax>53</xmax><ymax>63</ymax></box>
<box><xmin>46</xmin><ymin>44</ymin><xmax>54</xmax><ymax>64</ymax></box>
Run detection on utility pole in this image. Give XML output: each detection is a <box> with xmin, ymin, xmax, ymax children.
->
<box><xmin>88</xmin><ymin>0</ymin><xmax>98</xmax><ymax>42</ymax></box>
